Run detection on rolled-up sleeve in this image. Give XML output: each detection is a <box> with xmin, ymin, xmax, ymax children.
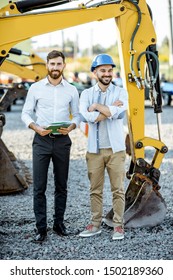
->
<box><xmin>108</xmin><ymin>87</ymin><xmax>128</xmax><ymax>120</ymax></box>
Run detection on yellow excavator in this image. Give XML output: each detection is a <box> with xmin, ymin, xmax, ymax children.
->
<box><xmin>0</xmin><ymin>47</ymin><xmax>46</xmax><ymax>111</ymax></box>
<box><xmin>0</xmin><ymin>0</ymin><xmax>168</xmax><ymax>228</ymax></box>
<box><xmin>1</xmin><ymin>47</ymin><xmax>47</xmax><ymax>82</ymax></box>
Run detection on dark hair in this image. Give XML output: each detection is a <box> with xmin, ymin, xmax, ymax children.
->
<box><xmin>47</xmin><ymin>50</ymin><xmax>65</xmax><ymax>63</ymax></box>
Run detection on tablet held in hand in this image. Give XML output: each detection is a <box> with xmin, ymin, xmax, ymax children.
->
<box><xmin>46</xmin><ymin>121</ymin><xmax>71</xmax><ymax>134</ymax></box>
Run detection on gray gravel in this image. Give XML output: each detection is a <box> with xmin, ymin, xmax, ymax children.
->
<box><xmin>0</xmin><ymin>101</ymin><xmax>173</xmax><ymax>260</ymax></box>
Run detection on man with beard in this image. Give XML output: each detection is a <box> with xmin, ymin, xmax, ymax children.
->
<box><xmin>21</xmin><ymin>50</ymin><xmax>80</xmax><ymax>242</ymax></box>
<box><xmin>79</xmin><ymin>54</ymin><xmax>128</xmax><ymax>240</ymax></box>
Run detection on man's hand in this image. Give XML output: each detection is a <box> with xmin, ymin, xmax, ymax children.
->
<box><xmin>89</xmin><ymin>100</ymin><xmax>124</xmax><ymax>123</ymax></box>
<box><xmin>58</xmin><ymin>123</ymin><xmax>76</xmax><ymax>135</ymax></box>
<box><xmin>36</xmin><ymin>127</ymin><xmax>52</xmax><ymax>136</ymax></box>
<box><xmin>29</xmin><ymin>122</ymin><xmax>51</xmax><ymax>136</ymax></box>
<box><xmin>95</xmin><ymin>113</ymin><xmax>107</xmax><ymax>122</ymax></box>
<box><xmin>113</xmin><ymin>100</ymin><xmax>123</xmax><ymax>107</ymax></box>
<box><xmin>88</xmin><ymin>103</ymin><xmax>97</xmax><ymax>112</ymax></box>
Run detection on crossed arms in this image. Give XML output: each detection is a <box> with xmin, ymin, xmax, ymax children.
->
<box><xmin>88</xmin><ymin>100</ymin><xmax>124</xmax><ymax>122</ymax></box>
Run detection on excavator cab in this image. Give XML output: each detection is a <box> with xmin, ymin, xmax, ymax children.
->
<box><xmin>0</xmin><ymin>0</ymin><xmax>168</xmax><ymax>227</ymax></box>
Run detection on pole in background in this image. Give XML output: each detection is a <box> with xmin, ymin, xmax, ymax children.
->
<box><xmin>168</xmin><ymin>0</ymin><xmax>173</xmax><ymax>66</ymax></box>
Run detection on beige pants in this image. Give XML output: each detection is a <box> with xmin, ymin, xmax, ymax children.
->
<box><xmin>86</xmin><ymin>149</ymin><xmax>126</xmax><ymax>228</ymax></box>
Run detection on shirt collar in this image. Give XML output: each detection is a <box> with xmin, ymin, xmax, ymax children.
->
<box><xmin>44</xmin><ymin>76</ymin><xmax>65</xmax><ymax>86</ymax></box>
<box><xmin>94</xmin><ymin>82</ymin><xmax>114</xmax><ymax>93</ymax></box>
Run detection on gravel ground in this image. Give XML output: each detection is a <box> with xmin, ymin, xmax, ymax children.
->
<box><xmin>0</xmin><ymin>101</ymin><xmax>173</xmax><ymax>260</ymax></box>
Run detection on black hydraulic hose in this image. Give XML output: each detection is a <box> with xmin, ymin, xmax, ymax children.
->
<box><xmin>145</xmin><ymin>51</ymin><xmax>154</xmax><ymax>80</ymax></box>
<box><xmin>127</xmin><ymin>0</ymin><xmax>142</xmax><ymax>87</ymax></box>
<box><xmin>147</xmin><ymin>3</ymin><xmax>153</xmax><ymax>20</ymax></box>
<box><xmin>0</xmin><ymin>48</ymin><xmax>28</xmax><ymax>66</ymax></box>
<box><xmin>87</xmin><ymin>0</ymin><xmax>123</xmax><ymax>7</ymax></box>
<box><xmin>7</xmin><ymin>59</ymin><xmax>45</xmax><ymax>67</ymax></box>
<box><xmin>144</xmin><ymin>4</ymin><xmax>162</xmax><ymax>113</ymax></box>
<box><xmin>148</xmin><ymin>45</ymin><xmax>162</xmax><ymax>113</ymax></box>
<box><xmin>137</xmin><ymin>50</ymin><xmax>159</xmax><ymax>85</ymax></box>
<box><xmin>128</xmin><ymin>1</ymin><xmax>141</xmax><ymax>55</ymax></box>
<box><xmin>9</xmin><ymin>48</ymin><xmax>30</xmax><ymax>56</ymax></box>
<box><xmin>9</xmin><ymin>48</ymin><xmax>22</xmax><ymax>56</ymax></box>
<box><xmin>15</xmin><ymin>0</ymin><xmax>72</xmax><ymax>13</ymax></box>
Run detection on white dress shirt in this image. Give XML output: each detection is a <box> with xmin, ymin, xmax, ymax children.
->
<box><xmin>79</xmin><ymin>82</ymin><xmax>128</xmax><ymax>153</ymax></box>
<box><xmin>21</xmin><ymin>77</ymin><xmax>80</xmax><ymax>128</ymax></box>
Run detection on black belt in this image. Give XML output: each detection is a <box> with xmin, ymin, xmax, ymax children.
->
<box><xmin>48</xmin><ymin>133</ymin><xmax>67</xmax><ymax>138</ymax></box>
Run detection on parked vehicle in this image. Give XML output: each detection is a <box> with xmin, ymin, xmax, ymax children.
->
<box><xmin>161</xmin><ymin>81</ymin><xmax>173</xmax><ymax>106</ymax></box>
<box><xmin>145</xmin><ymin>81</ymin><xmax>173</xmax><ymax>106</ymax></box>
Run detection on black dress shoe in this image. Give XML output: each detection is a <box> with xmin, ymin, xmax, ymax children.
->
<box><xmin>34</xmin><ymin>233</ymin><xmax>47</xmax><ymax>243</ymax></box>
<box><xmin>53</xmin><ymin>223</ymin><xmax>68</xmax><ymax>236</ymax></box>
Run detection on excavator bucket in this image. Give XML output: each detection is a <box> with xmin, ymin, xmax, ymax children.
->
<box><xmin>103</xmin><ymin>174</ymin><xmax>167</xmax><ymax>228</ymax></box>
<box><xmin>0</xmin><ymin>138</ymin><xmax>31</xmax><ymax>195</ymax></box>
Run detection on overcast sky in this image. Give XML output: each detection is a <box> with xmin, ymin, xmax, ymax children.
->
<box><xmin>29</xmin><ymin>1</ymin><xmax>171</xmax><ymax>50</ymax></box>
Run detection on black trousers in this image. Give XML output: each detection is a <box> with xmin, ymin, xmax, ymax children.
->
<box><xmin>32</xmin><ymin>133</ymin><xmax>71</xmax><ymax>233</ymax></box>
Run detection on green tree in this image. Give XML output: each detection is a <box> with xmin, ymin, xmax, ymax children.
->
<box><xmin>159</xmin><ymin>36</ymin><xmax>169</xmax><ymax>63</ymax></box>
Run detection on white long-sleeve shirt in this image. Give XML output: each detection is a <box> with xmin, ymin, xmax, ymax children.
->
<box><xmin>21</xmin><ymin>77</ymin><xmax>80</xmax><ymax>128</ymax></box>
<box><xmin>79</xmin><ymin>82</ymin><xmax>128</xmax><ymax>153</ymax></box>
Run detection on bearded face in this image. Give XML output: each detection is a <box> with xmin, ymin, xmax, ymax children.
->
<box><xmin>46</xmin><ymin>56</ymin><xmax>65</xmax><ymax>81</ymax></box>
<box><xmin>94</xmin><ymin>65</ymin><xmax>113</xmax><ymax>86</ymax></box>
<box><xmin>97</xmin><ymin>75</ymin><xmax>112</xmax><ymax>85</ymax></box>
<box><xmin>47</xmin><ymin>69</ymin><xmax>63</xmax><ymax>80</ymax></box>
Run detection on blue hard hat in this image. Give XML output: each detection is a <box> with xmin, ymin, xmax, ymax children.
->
<box><xmin>91</xmin><ymin>54</ymin><xmax>116</xmax><ymax>72</ymax></box>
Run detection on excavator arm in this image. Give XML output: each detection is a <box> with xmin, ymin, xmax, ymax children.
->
<box><xmin>0</xmin><ymin>0</ymin><xmax>126</xmax><ymax>64</ymax></box>
<box><xmin>0</xmin><ymin>0</ymin><xmax>168</xmax><ymax>227</ymax></box>
<box><xmin>0</xmin><ymin>47</ymin><xmax>47</xmax><ymax>111</ymax></box>
<box><xmin>1</xmin><ymin>48</ymin><xmax>46</xmax><ymax>81</ymax></box>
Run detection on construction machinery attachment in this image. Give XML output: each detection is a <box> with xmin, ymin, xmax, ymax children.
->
<box><xmin>103</xmin><ymin>154</ymin><xmax>168</xmax><ymax>228</ymax></box>
<box><xmin>103</xmin><ymin>173</ymin><xmax>167</xmax><ymax>228</ymax></box>
<box><xmin>0</xmin><ymin>114</ymin><xmax>32</xmax><ymax>195</ymax></box>
<box><xmin>0</xmin><ymin>83</ymin><xmax>27</xmax><ymax>112</ymax></box>
<box><xmin>0</xmin><ymin>137</ymin><xmax>30</xmax><ymax>195</ymax></box>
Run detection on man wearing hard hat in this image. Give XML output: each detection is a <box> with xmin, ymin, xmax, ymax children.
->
<box><xmin>79</xmin><ymin>54</ymin><xmax>128</xmax><ymax>240</ymax></box>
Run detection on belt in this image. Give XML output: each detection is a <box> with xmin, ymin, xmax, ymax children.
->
<box><xmin>48</xmin><ymin>133</ymin><xmax>67</xmax><ymax>138</ymax></box>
